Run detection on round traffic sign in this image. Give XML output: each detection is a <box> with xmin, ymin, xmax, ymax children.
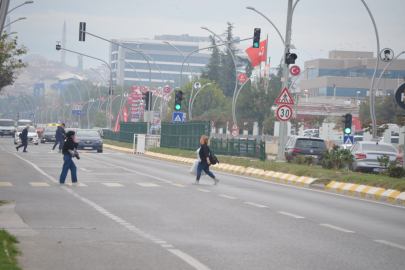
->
<box><xmin>276</xmin><ymin>105</ymin><xmax>293</xmax><ymax>121</ymax></box>
<box><xmin>53</xmin><ymin>104</ymin><xmax>56</xmax><ymax>108</ymax></box>
<box><xmin>81</xmin><ymin>101</ymin><xmax>85</xmax><ymax>105</ymax></box>
<box><xmin>394</xmin><ymin>83</ymin><xmax>405</xmax><ymax>110</ymax></box>
<box><xmin>380</xmin><ymin>48</ymin><xmax>394</xmax><ymax>62</ymax></box>
<box><xmin>72</xmin><ymin>102</ymin><xmax>76</xmax><ymax>105</ymax></box>
<box><xmin>238</xmin><ymin>74</ymin><xmax>247</xmax><ymax>83</ymax></box>
<box><xmin>290</xmin><ymin>66</ymin><xmax>301</xmax><ymax>76</ymax></box>
<box><xmin>100</xmin><ymin>97</ymin><xmax>105</xmax><ymax>102</ymax></box>
<box><xmin>194</xmin><ymin>82</ymin><xmax>201</xmax><ymax>90</ymax></box>
<box><xmin>164</xmin><ymin>86</ymin><xmax>171</xmax><ymax>93</ymax></box>
<box><xmin>60</xmin><ymin>103</ymin><xmax>63</xmax><ymax>107</ymax></box>
<box><xmin>231</xmin><ymin>130</ymin><xmax>239</xmax><ymax>138</ymax></box>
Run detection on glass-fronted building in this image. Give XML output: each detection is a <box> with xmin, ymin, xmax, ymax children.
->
<box><xmin>109</xmin><ymin>34</ymin><xmax>246</xmax><ymax>85</ymax></box>
<box><xmin>300</xmin><ymin>51</ymin><xmax>405</xmax><ymax>99</ymax></box>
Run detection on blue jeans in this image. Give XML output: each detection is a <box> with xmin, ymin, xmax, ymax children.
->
<box><xmin>59</xmin><ymin>154</ymin><xmax>77</xmax><ymax>184</ymax></box>
<box><xmin>53</xmin><ymin>138</ymin><xmax>64</xmax><ymax>150</ymax></box>
<box><xmin>196</xmin><ymin>162</ymin><xmax>215</xmax><ymax>181</ymax></box>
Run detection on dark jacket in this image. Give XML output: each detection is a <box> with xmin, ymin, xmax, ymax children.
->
<box><xmin>55</xmin><ymin>126</ymin><xmax>66</xmax><ymax>140</ymax></box>
<box><xmin>62</xmin><ymin>138</ymin><xmax>78</xmax><ymax>156</ymax></box>
<box><xmin>198</xmin><ymin>143</ymin><xmax>210</xmax><ymax>163</ymax></box>
<box><xmin>20</xmin><ymin>128</ymin><xmax>28</xmax><ymax>141</ymax></box>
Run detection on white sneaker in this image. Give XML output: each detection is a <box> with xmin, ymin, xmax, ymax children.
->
<box><xmin>192</xmin><ymin>181</ymin><xmax>199</xmax><ymax>185</ymax></box>
<box><xmin>72</xmin><ymin>182</ymin><xmax>79</xmax><ymax>186</ymax></box>
<box><xmin>59</xmin><ymin>183</ymin><xmax>66</xmax><ymax>186</ymax></box>
<box><xmin>214</xmin><ymin>178</ymin><xmax>220</xmax><ymax>185</ymax></box>
<box><xmin>51</xmin><ymin>150</ymin><xmax>55</xmax><ymax>153</ymax></box>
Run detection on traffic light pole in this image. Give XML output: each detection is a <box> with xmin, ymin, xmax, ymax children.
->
<box><xmin>278</xmin><ymin>0</ymin><xmax>293</xmax><ymax>161</ymax></box>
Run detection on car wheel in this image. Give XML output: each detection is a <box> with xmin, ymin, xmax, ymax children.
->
<box><xmin>97</xmin><ymin>150</ymin><xmax>103</xmax><ymax>153</ymax></box>
<box><xmin>35</xmin><ymin>143</ymin><xmax>38</xmax><ymax>145</ymax></box>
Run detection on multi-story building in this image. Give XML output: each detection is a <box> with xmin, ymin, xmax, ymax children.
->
<box><xmin>300</xmin><ymin>50</ymin><xmax>405</xmax><ymax>99</ymax></box>
<box><xmin>109</xmin><ymin>34</ymin><xmax>246</xmax><ymax>85</ymax></box>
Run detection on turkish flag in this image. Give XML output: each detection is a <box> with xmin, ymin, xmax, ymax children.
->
<box><xmin>113</xmin><ymin>110</ymin><xmax>120</xmax><ymax>132</ymax></box>
<box><xmin>123</xmin><ymin>107</ymin><xmax>128</xmax><ymax>122</ymax></box>
<box><xmin>245</xmin><ymin>40</ymin><xmax>267</xmax><ymax>68</ymax></box>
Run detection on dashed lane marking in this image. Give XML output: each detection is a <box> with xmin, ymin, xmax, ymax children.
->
<box><xmin>197</xmin><ymin>189</ymin><xmax>211</xmax><ymax>193</ymax></box>
<box><xmin>278</xmin><ymin>211</ymin><xmax>305</xmax><ymax>219</ymax></box>
<box><xmin>0</xmin><ymin>182</ymin><xmax>12</xmax><ymax>186</ymax></box>
<box><xmin>30</xmin><ymin>182</ymin><xmax>50</xmax><ymax>187</ymax></box>
<box><xmin>374</xmin><ymin>240</ymin><xmax>405</xmax><ymax>251</ymax></box>
<box><xmin>219</xmin><ymin>194</ymin><xmax>236</xmax><ymax>200</ymax></box>
<box><xmin>102</xmin><ymin>183</ymin><xmax>124</xmax><ymax>187</ymax></box>
<box><xmin>319</xmin><ymin>224</ymin><xmax>354</xmax><ymax>233</ymax></box>
<box><xmin>168</xmin><ymin>249</ymin><xmax>211</xmax><ymax>270</ymax></box>
<box><xmin>172</xmin><ymin>183</ymin><xmax>186</xmax><ymax>187</ymax></box>
<box><xmin>137</xmin><ymin>183</ymin><xmax>160</xmax><ymax>187</ymax></box>
<box><xmin>244</xmin><ymin>202</ymin><xmax>267</xmax><ymax>208</ymax></box>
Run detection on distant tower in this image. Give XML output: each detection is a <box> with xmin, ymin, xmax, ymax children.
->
<box><xmin>61</xmin><ymin>20</ymin><xmax>66</xmax><ymax>64</ymax></box>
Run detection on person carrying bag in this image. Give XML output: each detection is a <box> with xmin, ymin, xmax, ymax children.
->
<box><xmin>192</xmin><ymin>135</ymin><xmax>219</xmax><ymax>185</ymax></box>
<box><xmin>59</xmin><ymin>130</ymin><xmax>79</xmax><ymax>186</ymax></box>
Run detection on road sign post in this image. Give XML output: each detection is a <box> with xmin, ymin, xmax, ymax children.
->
<box><xmin>172</xmin><ymin>112</ymin><xmax>184</xmax><ymax>123</ymax></box>
<box><xmin>231</xmin><ymin>122</ymin><xmax>240</xmax><ymax>138</ymax></box>
<box><xmin>276</xmin><ymin>105</ymin><xmax>293</xmax><ymax>122</ymax></box>
<box><xmin>290</xmin><ymin>65</ymin><xmax>301</xmax><ymax>76</ymax></box>
<box><xmin>343</xmin><ymin>135</ymin><xmax>354</xmax><ymax>145</ymax></box>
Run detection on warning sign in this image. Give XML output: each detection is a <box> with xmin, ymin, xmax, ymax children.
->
<box><xmin>275</xmin><ymin>87</ymin><xmax>295</xmax><ymax>105</ymax></box>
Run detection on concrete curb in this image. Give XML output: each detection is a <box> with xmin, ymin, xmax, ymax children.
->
<box><xmin>103</xmin><ymin>144</ymin><xmax>405</xmax><ymax>206</ymax></box>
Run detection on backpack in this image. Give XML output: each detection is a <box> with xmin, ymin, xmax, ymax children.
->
<box><xmin>208</xmin><ymin>148</ymin><xmax>219</xmax><ymax>165</ymax></box>
<box><xmin>19</xmin><ymin>132</ymin><xmax>22</xmax><ymax>139</ymax></box>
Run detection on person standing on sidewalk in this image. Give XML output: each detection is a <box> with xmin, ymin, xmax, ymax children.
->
<box><xmin>16</xmin><ymin>124</ymin><xmax>29</xmax><ymax>153</ymax></box>
<box><xmin>59</xmin><ymin>130</ymin><xmax>79</xmax><ymax>186</ymax></box>
<box><xmin>52</xmin><ymin>123</ymin><xmax>66</xmax><ymax>153</ymax></box>
<box><xmin>192</xmin><ymin>135</ymin><xmax>219</xmax><ymax>185</ymax></box>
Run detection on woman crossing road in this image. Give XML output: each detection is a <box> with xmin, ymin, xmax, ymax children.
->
<box><xmin>192</xmin><ymin>135</ymin><xmax>219</xmax><ymax>185</ymax></box>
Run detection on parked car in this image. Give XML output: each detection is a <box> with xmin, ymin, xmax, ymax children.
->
<box><xmin>350</xmin><ymin>141</ymin><xmax>402</xmax><ymax>173</ymax></box>
<box><xmin>285</xmin><ymin>136</ymin><xmax>328</xmax><ymax>164</ymax></box>
<box><xmin>14</xmin><ymin>126</ymin><xmax>38</xmax><ymax>145</ymax></box>
<box><xmin>40</xmin><ymin>126</ymin><xmax>58</xmax><ymax>143</ymax></box>
<box><xmin>35</xmin><ymin>124</ymin><xmax>47</xmax><ymax>138</ymax></box>
<box><xmin>46</xmin><ymin>123</ymin><xmax>60</xmax><ymax>127</ymax></box>
<box><xmin>75</xmin><ymin>129</ymin><xmax>103</xmax><ymax>153</ymax></box>
<box><xmin>17</xmin><ymin>119</ymin><xmax>33</xmax><ymax>127</ymax></box>
<box><xmin>0</xmin><ymin>119</ymin><xmax>15</xmax><ymax>137</ymax></box>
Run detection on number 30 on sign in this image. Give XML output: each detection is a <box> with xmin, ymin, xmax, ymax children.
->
<box><xmin>276</xmin><ymin>105</ymin><xmax>293</xmax><ymax>121</ymax></box>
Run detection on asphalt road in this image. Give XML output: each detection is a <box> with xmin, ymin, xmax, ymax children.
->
<box><xmin>1</xmin><ymin>137</ymin><xmax>405</xmax><ymax>270</ymax></box>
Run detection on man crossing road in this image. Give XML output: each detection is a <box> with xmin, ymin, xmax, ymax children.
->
<box><xmin>16</xmin><ymin>124</ymin><xmax>29</xmax><ymax>152</ymax></box>
<box><xmin>52</xmin><ymin>123</ymin><xmax>66</xmax><ymax>153</ymax></box>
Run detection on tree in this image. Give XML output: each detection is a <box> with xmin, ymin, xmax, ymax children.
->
<box><xmin>200</xmin><ymin>35</ymin><xmax>221</xmax><ymax>85</ymax></box>
<box><xmin>262</xmin><ymin>114</ymin><xmax>278</xmax><ymax>135</ymax></box>
<box><xmin>359</xmin><ymin>95</ymin><xmax>402</xmax><ymax>124</ymax></box>
<box><xmin>361</xmin><ymin>119</ymin><xmax>389</xmax><ymax>135</ymax></box>
<box><xmin>0</xmin><ymin>33</ymin><xmax>28</xmax><ymax>91</ymax></box>
<box><xmin>290</xmin><ymin>117</ymin><xmax>306</xmax><ymax>134</ymax></box>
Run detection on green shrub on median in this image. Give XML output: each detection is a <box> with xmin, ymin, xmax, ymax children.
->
<box><xmin>0</xmin><ymin>229</ymin><xmax>21</xmax><ymax>270</ymax></box>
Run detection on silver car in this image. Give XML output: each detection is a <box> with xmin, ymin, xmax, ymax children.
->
<box><xmin>350</xmin><ymin>141</ymin><xmax>402</xmax><ymax>173</ymax></box>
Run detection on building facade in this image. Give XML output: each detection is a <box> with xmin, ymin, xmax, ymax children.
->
<box><xmin>300</xmin><ymin>50</ymin><xmax>405</xmax><ymax>99</ymax></box>
<box><xmin>109</xmin><ymin>34</ymin><xmax>246</xmax><ymax>85</ymax></box>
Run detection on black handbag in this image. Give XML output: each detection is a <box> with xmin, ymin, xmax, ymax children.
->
<box><xmin>208</xmin><ymin>148</ymin><xmax>219</xmax><ymax>165</ymax></box>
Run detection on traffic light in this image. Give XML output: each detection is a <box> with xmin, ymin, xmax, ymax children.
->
<box><xmin>142</xmin><ymin>91</ymin><xmax>150</xmax><ymax>111</ymax></box>
<box><xmin>108</xmin><ymin>86</ymin><xmax>114</xmax><ymax>95</ymax></box>
<box><xmin>342</xmin><ymin>113</ymin><xmax>352</xmax><ymax>135</ymax></box>
<box><xmin>285</xmin><ymin>52</ymin><xmax>298</xmax><ymax>65</ymax></box>
<box><xmin>79</xmin><ymin>22</ymin><xmax>86</xmax><ymax>42</ymax></box>
<box><xmin>253</xmin><ymin>28</ymin><xmax>261</xmax><ymax>48</ymax></box>
<box><xmin>174</xmin><ymin>90</ymin><xmax>183</xmax><ymax>111</ymax></box>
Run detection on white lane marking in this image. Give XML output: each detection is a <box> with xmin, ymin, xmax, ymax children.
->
<box><xmin>30</xmin><ymin>182</ymin><xmax>50</xmax><ymax>187</ymax></box>
<box><xmin>13</xmin><ymin>152</ymin><xmax>209</xmax><ymax>270</ymax></box>
<box><xmin>375</xmin><ymin>240</ymin><xmax>405</xmax><ymax>251</ymax></box>
<box><xmin>168</xmin><ymin>249</ymin><xmax>211</xmax><ymax>270</ymax></box>
<box><xmin>278</xmin><ymin>211</ymin><xmax>305</xmax><ymax>219</ymax></box>
<box><xmin>244</xmin><ymin>202</ymin><xmax>267</xmax><ymax>208</ymax></box>
<box><xmin>84</xmin><ymin>156</ymin><xmax>173</xmax><ymax>184</ymax></box>
<box><xmin>319</xmin><ymin>224</ymin><xmax>354</xmax><ymax>233</ymax></box>
<box><xmin>197</xmin><ymin>189</ymin><xmax>211</xmax><ymax>193</ymax></box>
<box><xmin>0</xmin><ymin>182</ymin><xmax>12</xmax><ymax>186</ymax></box>
<box><xmin>137</xmin><ymin>183</ymin><xmax>160</xmax><ymax>187</ymax></box>
<box><xmin>102</xmin><ymin>183</ymin><xmax>124</xmax><ymax>187</ymax></box>
<box><xmin>80</xmin><ymin>168</ymin><xmax>93</xmax><ymax>172</ymax></box>
<box><xmin>219</xmin><ymin>194</ymin><xmax>236</xmax><ymax>200</ymax></box>
<box><xmin>0</xmin><ymin>146</ymin><xmax>5</xmax><ymax>150</ymax></box>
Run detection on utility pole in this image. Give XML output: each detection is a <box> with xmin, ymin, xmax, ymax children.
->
<box><xmin>277</xmin><ymin>0</ymin><xmax>293</xmax><ymax>161</ymax></box>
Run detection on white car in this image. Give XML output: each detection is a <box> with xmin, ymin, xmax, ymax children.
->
<box><xmin>14</xmin><ymin>126</ymin><xmax>39</xmax><ymax>145</ymax></box>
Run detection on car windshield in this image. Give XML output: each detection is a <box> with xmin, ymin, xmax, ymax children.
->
<box><xmin>36</xmin><ymin>125</ymin><xmax>46</xmax><ymax>129</ymax></box>
<box><xmin>362</xmin><ymin>144</ymin><xmax>397</xmax><ymax>153</ymax></box>
<box><xmin>45</xmin><ymin>126</ymin><xmax>57</xmax><ymax>132</ymax></box>
<box><xmin>0</xmin><ymin>120</ymin><xmax>14</xmax><ymax>126</ymax></box>
<box><xmin>76</xmin><ymin>131</ymin><xmax>100</xmax><ymax>137</ymax></box>
<box><xmin>18</xmin><ymin>121</ymin><xmax>32</xmax><ymax>125</ymax></box>
<box><xmin>354</xmin><ymin>137</ymin><xmax>363</xmax><ymax>142</ymax></box>
<box><xmin>17</xmin><ymin>127</ymin><xmax>36</xmax><ymax>132</ymax></box>
<box><xmin>296</xmin><ymin>139</ymin><xmax>327</xmax><ymax>149</ymax></box>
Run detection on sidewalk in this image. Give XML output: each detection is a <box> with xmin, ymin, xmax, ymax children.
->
<box><xmin>103</xmin><ymin>144</ymin><xmax>405</xmax><ymax>206</ymax></box>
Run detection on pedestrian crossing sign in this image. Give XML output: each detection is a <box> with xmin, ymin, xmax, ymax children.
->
<box><xmin>343</xmin><ymin>135</ymin><xmax>354</xmax><ymax>144</ymax></box>
<box><xmin>172</xmin><ymin>112</ymin><xmax>184</xmax><ymax>123</ymax></box>
<box><xmin>275</xmin><ymin>87</ymin><xmax>295</xmax><ymax>105</ymax></box>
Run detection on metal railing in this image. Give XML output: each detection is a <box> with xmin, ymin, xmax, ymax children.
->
<box><xmin>210</xmin><ymin>138</ymin><xmax>266</xmax><ymax>161</ymax></box>
<box><xmin>160</xmin><ymin>121</ymin><xmax>211</xmax><ymax>150</ymax></box>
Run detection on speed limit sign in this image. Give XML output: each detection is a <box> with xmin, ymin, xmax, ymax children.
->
<box><xmin>276</xmin><ymin>105</ymin><xmax>293</xmax><ymax>121</ymax></box>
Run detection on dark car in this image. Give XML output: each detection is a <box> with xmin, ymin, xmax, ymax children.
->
<box><xmin>40</xmin><ymin>126</ymin><xmax>58</xmax><ymax>143</ymax></box>
<box><xmin>35</xmin><ymin>124</ymin><xmax>47</xmax><ymax>137</ymax></box>
<box><xmin>285</xmin><ymin>136</ymin><xmax>328</xmax><ymax>163</ymax></box>
<box><xmin>75</xmin><ymin>129</ymin><xmax>103</xmax><ymax>153</ymax></box>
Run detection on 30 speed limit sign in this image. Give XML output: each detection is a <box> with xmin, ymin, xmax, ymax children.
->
<box><xmin>276</xmin><ymin>105</ymin><xmax>293</xmax><ymax>121</ymax></box>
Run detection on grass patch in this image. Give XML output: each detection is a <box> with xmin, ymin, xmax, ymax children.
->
<box><xmin>0</xmin><ymin>230</ymin><xmax>21</xmax><ymax>270</ymax></box>
<box><xmin>104</xmin><ymin>142</ymin><xmax>405</xmax><ymax>191</ymax></box>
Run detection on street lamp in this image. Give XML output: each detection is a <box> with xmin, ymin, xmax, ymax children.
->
<box><xmin>190</xmin><ymin>83</ymin><xmax>211</xmax><ymax>119</ymax></box>
<box><xmin>288</xmin><ymin>66</ymin><xmax>315</xmax><ymax>92</ymax></box>
<box><xmin>304</xmin><ymin>90</ymin><xmax>310</xmax><ymax>103</ymax></box>
<box><xmin>7</xmin><ymin>1</ymin><xmax>33</xmax><ymax>14</ymax></box>
<box><xmin>3</xmin><ymin>17</ymin><xmax>26</xmax><ymax>29</ymax></box>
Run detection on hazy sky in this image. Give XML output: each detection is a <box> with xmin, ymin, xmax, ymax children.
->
<box><xmin>9</xmin><ymin>0</ymin><xmax>405</xmax><ymax>70</ymax></box>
